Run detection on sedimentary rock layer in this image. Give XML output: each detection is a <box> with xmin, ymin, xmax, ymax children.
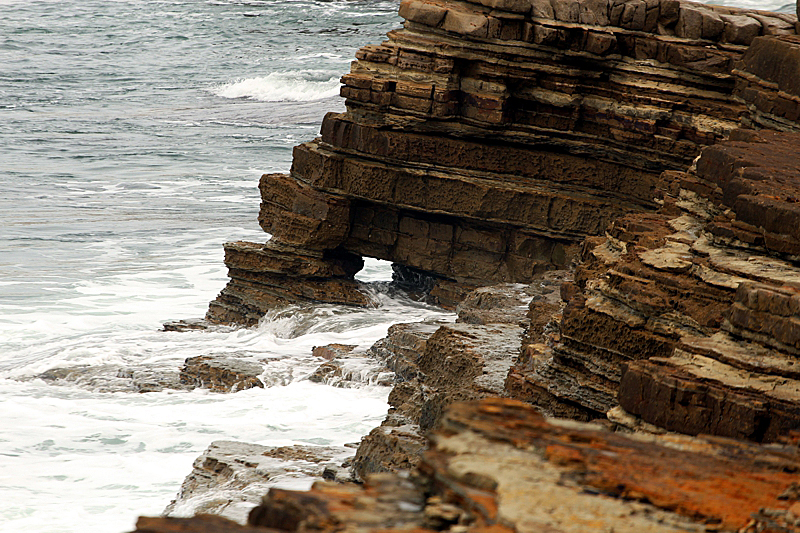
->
<box><xmin>206</xmin><ymin>240</ymin><xmax>370</xmax><ymax>326</ymax></box>
<box><xmin>511</xmin><ymin>128</ymin><xmax>800</xmax><ymax>441</ymax></box>
<box><xmin>133</xmin><ymin>399</ymin><xmax>800</xmax><ymax>533</ymax></box>
<box><xmin>206</xmin><ymin>0</ymin><xmax>800</xmax><ymax>323</ymax></box>
<box><xmin>735</xmin><ymin>35</ymin><xmax>800</xmax><ymax>130</ymax></box>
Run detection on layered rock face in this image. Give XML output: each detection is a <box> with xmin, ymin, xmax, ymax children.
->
<box><xmin>134</xmin><ymin>399</ymin><xmax>800</xmax><ymax>533</ymax></box>
<box><xmin>205</xmin><ymin>0</ymin><xmax>800</xmax><ymax>324</ymax></box>
<box><xmin>505</xmin><ymin>28</ymin><xmax>800</xmax><ymax>438</ymax></box>
<box><xmin>511</xmin><ymin>127</ymin><xmax>800</xmax><ymax>441</ymax></box>
<box><xmin>141</xmin><ymin>1</ymin><xmax>800</xmax><ymax>531</ymax></box>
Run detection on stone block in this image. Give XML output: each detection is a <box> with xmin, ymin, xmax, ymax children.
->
<box><xmin>608</xmin><ymin>0</ymin><xmax>625</xmax><ymax>26</ymax></box>
<box><xmin>441</xmin><ymin>9</ymin><xmax>490</xmax><ymax>37</ymax></box>
<box><xmin>675</xmin><ymin>5</ymin><xmax>703</xmax><ymax>39</ymax></box>
<box><xmin>398</xmin><ymin>0</ymin><xmax>448</xmax><ymax>27</ymax></box>
<box><xmin>471</xmin><ymin>0</ymin><xmax>532</xmax><ymax>13</ymax></box>
<box><xmin>585</xmin><ymin>31</ymin><xmax>617</xmax><ymax>54</ymax></box>
<box><xmin>552</xmin><ymin>0</ymin><xmax>580</xmax><ymax>22</ymax></box>
<box><xmin>701</xmin><ymin>8</ymin><xmax>724</xmax><ymax>40</ymax></box>
<box><xmin>455</xmin><ymin>226</ymin><xmax>506</xmax><ymax>253</ymax></box>
<box><xmin>391</xmin><ymin>93</ymin><xmax>432</xmax><ymax>113</ymax></box>
<box><xmin>620</xmin><ymin>0</ymin><xmax>646</xmax><ymax>30</ymax></box>
<box><xmin>720</xmin><ymin>14</ymin><xmax>761</xmax><ymax>45</ymax></box>
<box><xmin>530</xmin><ymin>0</ymin><xmax>554</xmax><ymax>18</ymax></box>
<box><xmin>258</xmin><ymin>173</ymin><xmax>351</xmax><ymax>249</ymax></box>
<box><xmin>749</xmin><ymin>13</ymin><xmax>796</xmax><ymax>36</ymax></box>
<box><xmin>578</xmin><ymin>0</ymin><xmax>610</xmax><ymax>25</ymax></box>
<box><xmin>395</xmin><ymin>80</ymin><xmax>434</xmax><ymax>99</ymax></box>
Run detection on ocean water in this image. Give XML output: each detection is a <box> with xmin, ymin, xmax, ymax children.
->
<box><xmin>0</xmin><ymin>1</ymin><xmax>455</xmax><ymax>532</ymax></box>
<box><xmin>0</xmin><ymin>0</ymin><xmax>794</xmax><ymax>531</ymax></box>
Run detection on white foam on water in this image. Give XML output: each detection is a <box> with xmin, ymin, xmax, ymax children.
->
<box><xmin>212</xmin><ymin>71</ymin><xmax>342</xmax><ymax>102</ymax></box>
<box><xmin>0</xmin><ymin>379</ymin><xmax>392</xmax><ymax>533</ymax></box>
<box><xmin>0</xmin><ymin>243</ymin><xmax>454</xmax><ymax>533</ymax></box>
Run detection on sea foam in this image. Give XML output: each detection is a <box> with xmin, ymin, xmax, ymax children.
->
<box><xmin>212</xmin><ymin>71</ymin><xmax>342</xmax><ymax>102</ymax></box>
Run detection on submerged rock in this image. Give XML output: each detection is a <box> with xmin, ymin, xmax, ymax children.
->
<box><xmin>33</xmin><ymin>365</ymin><xmax>190</xmax><ymax>393</ymax></box>
<box><xmin>180</xmin><ymin>356</ymin><xmax>265</xmax><ymax>393</ymax></box>
<box><xmin>163</xmin><ymin>441</ymin><xmax>356</xmax><ymax>525</ymax></box>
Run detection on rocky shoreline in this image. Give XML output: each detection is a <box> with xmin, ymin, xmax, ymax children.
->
<box><xmin>133</xmin><ymin>0</ymin><xmax>800</xmax><ymax>531</ymax></box>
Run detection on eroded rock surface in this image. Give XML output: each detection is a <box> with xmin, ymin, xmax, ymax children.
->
<box><xmin>134</xmin><ymin>399</ymin><xmax>800</xmax><ymax>533</ymax></box>
<box><xmin>163</xmin><ymin>441</ymin><xmax>356</xmax><ymax>525</ymax></box>
<box><xmin>203</xmin><ymin>0</ymin><xmax>800</xmax><ymax>325</ymax></box>
<box><xmin>351</xmin><ymin>282</ymin><xmax>538</xmax><ymax>480</ymax></box>
<box><xmin>181</xmin><ymin>356</ymin><xmax>265</xmax><ymax>393</ymax></box>
<box><xmin>512</xmin><ymin>128</ymin><xmax>800</xmax><ymax>441</ymax></box>
<box><xmin>141</xmin><ymin>0</ymin><xmax>800</xmax><ymax>530</ymax></box>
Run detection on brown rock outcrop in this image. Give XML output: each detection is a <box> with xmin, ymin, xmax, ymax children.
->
<box><xmin>351</xmin><ymin>274</ymin><xmax>569</xmax><ymax>480</ymax></box>
<box><xmin>352</xmin><ymin>316</ymin><xmax>524</xmax><ymax>479</ymax></box>
<box><xmin>180</xmin><ymin>356</ymin><xmax>265</xmax><ymax>393</ymax></box>
<box><xmin>512</xmin><ymin>128</ymin><xmax>800</xmax><ymax>441</ymax></box>
<box><xmin>133</xmin><ymin>515</ymin><xmax>272</xmax><ymax>533</ymax></box>
<box><xmin>162</xmin><ymin>441</ymin><xmax>356</xmax><ymax>524</ymax></box>
<box><xmin>205</xmin><ymin>0</ymin><xmax>800</xmax><ymax>324</ymax></box>
<box><xmin>207</xmin><ymin>241</ymin><xmax>371</xmax><ymax>326</ymax></box>
<box><xmin>735</xmin><ymin>35</ymin><xmax>800</xmax><ymax>130</ymax></box>
<box><xmin>152</xmin><ymin>0</ymin><xmax>800</xmax><ymax>529</ymax></box>
<box><xmin>134</xmin><ymin>399</ymin><xmax>800</xmax><ymax>533</ymax></box>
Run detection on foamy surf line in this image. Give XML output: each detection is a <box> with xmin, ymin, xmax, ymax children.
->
<box><xmin>212</xmin><ymin>71</ymin><xmax>342</xmax><ymax>102</ymax></box>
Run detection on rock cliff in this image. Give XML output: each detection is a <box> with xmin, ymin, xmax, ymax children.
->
<box><xmin>138</xmin><ymin>0</ymin><xmax>800</xmax><ymax>530</ymax></box>
<box><xmin>205</xmin><ymin>0</ymin><xmax>798</xmax><ymax>322</ymax></box>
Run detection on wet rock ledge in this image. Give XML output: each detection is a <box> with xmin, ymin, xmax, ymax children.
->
<box><xmin>134</xmin><ymin>0</ymin><xmax>800</xmax><ymax>530</ymax></box>
<box><xmin>134</xmin><ymin>399</ymin><xmax>800</xmax><ymax>533</ymax></box>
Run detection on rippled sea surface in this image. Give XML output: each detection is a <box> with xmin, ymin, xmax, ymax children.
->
<box><xmin>0</xmin><ymin>1</ymin><xmax>450</xmax><ymax>531</ymax></box>
<box><xmin>0</xmin><ymin>0</ymin><xmax>793</xmax><ymax>531</ymax></box>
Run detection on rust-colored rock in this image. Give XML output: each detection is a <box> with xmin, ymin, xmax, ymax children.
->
<box><xmin>132</xmin><ymin>515</ymin><xmax>274</xmax><ymax>533</ymax></box>
<box><xmin>424</xmin><ymin>399</ymin><xmax>800</xmax><ymax>533</ymax></box>
<box><xmin>172</xmin><ymin>399</ymin><xmax>800</xmax><ymax>533</ymax></box>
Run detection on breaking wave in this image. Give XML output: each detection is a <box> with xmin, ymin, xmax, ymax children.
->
<box><xmin>212</xmin><ymin>70</ymin><xmax>342</xmax><ymax>102</ymax></box>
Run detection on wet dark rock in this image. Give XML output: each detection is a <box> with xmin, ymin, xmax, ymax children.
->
<box><xmin>307</xmin><ymin>344</ymin><xmax>394</xmax><ymax>388</ymax></box>
<box><xmin>311</xmin><ymin>344</ymin><xmax>356</xmax><ymax>361</ymax></box>
<box><xmin>180</xmin><ymin>356</ymin><xmax>265</xmax><ymax>393</ymax></box>
<box><xmin>163</xmin><ymin>441</ymin><xmax>356</xmax><ymax>524</ymax></box>
<box><xmin>162</xmin><ymin>319</ymin><xmax>214</xmax><ymax>332</ymax></box>
<box><xmin>34</xmin><ymin>365</ymin><xmax>190</xmax><ymax>393</ymax></box>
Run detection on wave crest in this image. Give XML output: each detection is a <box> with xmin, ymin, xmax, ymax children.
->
<box><xmin>212</xmin><ymin>70</ymin><xmax>342</xmax><ymax>102</ymax></box>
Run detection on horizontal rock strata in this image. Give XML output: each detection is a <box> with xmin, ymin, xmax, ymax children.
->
<box><xmin>352</xmin><ymin>317</ymin><xmax>523</xmax><ymax>479</ymax></box>
<box><xmin>207</xmin><ymin>240</ymin><xmax>371</xmax><ymax>326</ymax></box>
<box><xmin>735</xmin><ymin>35</ymin><xmax>800</xmax><ymax>130</ymax></box>
<box><xmin>205</xmin><ymin>0</ymin><xmax>800</xmax><ymax>324</ymax></box>
<box><xmin>351</xmin><ymin>278</ymin><xmax>572</xmax><ymax>480</ymax></box>
<box><xmin>152</xmin><ymin>1</ymin><xmax>800</xmax><ymax>531</ymax></box>
<box><xmin>133</xmin><ymin>399</ymin><xmax>800</xmax><ymax>533</ymax></box>
<box><xmin>514</xmin><ymin>128</ymin><xmax>800</xmax><ymax>441</ymax></box>
<box><xmin>163</xmin><ymin>441</ymin><xmax>356</xmax><ymax>524</ymax></box>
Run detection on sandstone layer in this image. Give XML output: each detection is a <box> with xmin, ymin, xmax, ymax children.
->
<box><xmin>134</xmin><ymin>399</ymin><xmax>800</xmax><ymax>533</ymax></box>
<box><xmin>205</xmin><ymin>0</ymin><xmax>798</xmax><ymax>324</ymax></box>
<box><xmin>509</xmin><ymin>127</ymin><xmax>800</xmax><ymax>441</ymax></box>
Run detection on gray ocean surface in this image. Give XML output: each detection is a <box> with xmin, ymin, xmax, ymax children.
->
<box><xmin>0</xmin><ymin>0</ymin><xmax>794</xmax><ymax>532</ymax></box>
